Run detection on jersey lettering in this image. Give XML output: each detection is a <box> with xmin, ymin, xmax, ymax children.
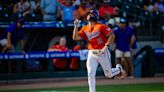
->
<box><xmin>85</xmin><ymin>31</ymin><xmax>100</xmax><ymax>41</ymax></box>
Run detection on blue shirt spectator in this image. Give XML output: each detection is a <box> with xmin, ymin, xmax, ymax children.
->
<box><xmin>113</xmin><ymin>26</ymin><xmax>134</xmax><ymax>52</ymax></box>
<box><xmin>113</xmin><ymin>18</ymin><xmax>136</xmax><ymax>78</ymax></box>
<box><xmin>7</xmin><ymin>23</ymin><xmax>24</xmax><ymax>46</ymax></box>
<box><xmin>61</xmin><ymin>5</ymin><xmax>75</xmax><ymax>21</ymax></box>
<box><xmin>0</xmin><ymin>19</ymin><xmax>24</xmax><ymax>53</ymax></box>
<box><xmin>60</xmin><ymin>1</ymin><xmax>76</xmax><ymax>21</ymax></box>
<box><xmin>40</xmin><ymin>0</ymin><xmax>60</xmax><ymax>21</ymax></box>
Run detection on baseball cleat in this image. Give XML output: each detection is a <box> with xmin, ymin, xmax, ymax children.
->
<box><xmin>116</xmin><ymin>64</ymin><xmax>127</xmax><ymax>79</ymax></box>
<box><xmin>116</xmin><ymin>64</ymin><xmax>123</xmax><ymax>73</ymax></box>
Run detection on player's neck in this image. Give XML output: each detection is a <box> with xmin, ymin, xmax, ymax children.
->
<box><xmin>88</xmin><ymin>21</ymin><xmax>96</xmax><ymax>27</ymax></box>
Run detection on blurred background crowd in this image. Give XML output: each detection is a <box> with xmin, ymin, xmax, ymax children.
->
<box><xmin>0</xmin><ymin>0</ymin><xmax>163</xmax><ymax>22</ymax></box>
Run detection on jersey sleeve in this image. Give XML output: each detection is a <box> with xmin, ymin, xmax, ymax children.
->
<box><xmin>101</xmin><ymin>24</ymin><xmax>112</xmax><ymax>37</ymax></box>
<box><xmin>78</xmin><ymin>26</ymin><xmax>86</xmax><ymax>39</ymax></box>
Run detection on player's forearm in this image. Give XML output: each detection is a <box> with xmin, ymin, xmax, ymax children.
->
<box><xmin>72</xmin><ymin>26</ymin><xmax>81</xmax><ymax>40</ymax></box>
<box><xmin>101</xmin><ymin>32</ymin><xmax>115</xmax><ymax>54</ymax></box>
<box><xmin>105</xmin><ymin>32</ymin><xmax>115</xmax><ymax>46</ymax></box>
<box><xmin>72</xmin><ymin>26</ymin><xmax>78</xmax><ymax>40</ymax></box>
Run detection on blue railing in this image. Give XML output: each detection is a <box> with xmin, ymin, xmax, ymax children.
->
<box><xmin>154</xmin><ymin>48</ymin><xmax>164</xmax><ymax>54</ymax></box>
<box><xmin>0</xmin><ymin>51</ymin><xmax>81</xmax><ymax>60</ymax></box>
<box><xmin>0</xmin><ymin>21</ymin><xmax>107</xmax><ymax>29</ymax></box>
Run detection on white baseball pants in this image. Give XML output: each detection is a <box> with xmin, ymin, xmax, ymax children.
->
<box><xmin>87</xmin><ymin>49</ymin><xmax>121</xmax><ymax>92</ymax></box>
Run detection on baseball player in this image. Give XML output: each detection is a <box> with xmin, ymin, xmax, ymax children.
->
<box><xmin>72</xmin><ymin>9</ymin><xmax>125</xmax><ymax>92</ymax></box>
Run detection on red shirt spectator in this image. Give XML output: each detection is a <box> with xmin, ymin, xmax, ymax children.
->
<box><xmin>98</xmin><ymin>2</ymin><xmax>116</xmax><ymax>20</ymax></box>
<box><xmin>48</xmin><ymin>37</ymin><xmax>69</xmax><ymax>70</ymax></box>
<box><xmin>70</xmin><ymin>40</ymin><xmax>87</xmax><ymax>70</ymax></box>
<box><xmin>77</xmin><ymin>1</ymin><xmax>90</xmax><ymax>21</ymax></box>
<box><xmin>70</xmin><ymin>45</ymin><xmax>81</xmax><ymax>70</ymax></box>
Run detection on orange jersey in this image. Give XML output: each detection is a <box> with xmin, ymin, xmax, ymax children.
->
<box><xmin>78</xmin><ymin>23</ymin><xmax>112</xmax><ymax>50</ymax></box>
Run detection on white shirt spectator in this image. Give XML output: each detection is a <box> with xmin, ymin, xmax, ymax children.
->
<box><xmin>17</xmin><ymin>1</ymin><xmax>30</xmax><ymax>13</ymax></box>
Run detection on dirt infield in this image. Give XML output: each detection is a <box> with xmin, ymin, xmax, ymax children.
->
<box><xmin>0</xmin><ymin>77</ymin><xmax>164</xmax><ymax>91</ymax></box>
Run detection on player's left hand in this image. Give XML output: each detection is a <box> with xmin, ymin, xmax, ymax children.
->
<box><xmin>99</xmin><ymin>45</ymin><xmax>108</xmax><ymax>55</ymax></box>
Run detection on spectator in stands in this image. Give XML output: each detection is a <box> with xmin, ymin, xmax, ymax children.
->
<box><xmin>84</xmin><ymin>0</ymin><xmax>94</xmax><ymax>6</ymax></box>
<box><xmin>48</xmin><ymin>37</ymin><xmax>69</xmax><ymax>71</ymax></box>
<box><xmin>73</xmin><ymin>0</ymin><xmax>81</xmax><ymax>7</ymax></box>
<box><xmin>57</xmin><ymin>0</ymin><xmax>66</xmax><ymax>5</ymax></box>
<box><xmin>30</xmin><ymin>0</ymin><xmax>36</xmax><ymax>11</ymax></box>
<box><xmin>113</xmin><ymin>18</ymin><xmax>136</xmax><ymax>78</ymax></box>
<box><xmin>143</xmin><ymin>0</ymin><xmax>155</xmax><ymax>13</ymax></box>
<box><xmin>36</xmin><ymin>0</ymin><xmax>42</xmax><ymax>11</ymax></box>
<box><xmin>20</xmin><ymin>0</ymin><xmax>38</xmax><ymax>21</ymax></box>
<box><xmin>98</xmin><ymin>0</ymin><xmax>118</xmax><ymax>20</ymax></box>
<box><xmin>88</xmin><ymin>1</ymin><xmax>98</xmax><ymax>10</ymax></box>
<box><xmin>26</xmin><ymin>0</ymin><xmax>40</xmax><ymax>15</ymax></box>
<box><xmin>33</xmin><ymin>0</ymin><xmax>42</xmax><ymax>21</ymax></box>
<box><xmin>70</xmin><ymin>40</ymin><xmax>87</xmax><ymax>70</ymax></box>
<box><xmin>13</xmin><ymin>0</ymin><xmax>30</xmax><ymax>17</ymax></box>
<box><xmin>59</xmin><ymin>0</ymin><xmax>76</xmax><ymax>22</ymax></box>
<box><xmin>40</xmin><ymin>0</ymin><xmax>60</xmax><ymax>21</ymax></box>
<box><xmin>154</xmin><ymin>0</ymin><xmax>164</xmax><ymax>13</ymax></box>
<box><xmin>0</xmin><ymin>18</ymin><xmax>25</xmax><ymax>53</ymax></box>
<box><xmin>77</xmin><ymin>1</ymin><xmax>90</xmax><ymax>21</ymax></box>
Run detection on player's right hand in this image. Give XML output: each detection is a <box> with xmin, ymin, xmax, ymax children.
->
<box><xmin>99</xmin><ymin>45</ymin><xmax>108</xmax><ymax>55</ymax></box>
<box><xmin>74</xmin><ymin>19</ymin><xmax>80</xmax><ymax>26</ymax></box>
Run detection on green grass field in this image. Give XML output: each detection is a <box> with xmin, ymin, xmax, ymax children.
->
<box><xmin>2</xmin><ymin>83</ymin><xmax>164</xmax><ymax>92</ymax></box>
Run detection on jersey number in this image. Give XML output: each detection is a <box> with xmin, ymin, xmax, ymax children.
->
<box><xmin>97</xmin><ymin>38</ymin><xmax>103</xmax><ymax>45</ymax></box>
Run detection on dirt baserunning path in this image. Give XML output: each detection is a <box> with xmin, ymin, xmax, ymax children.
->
<box><xmin>0</xmin><ymin>77</ymin><xmax>164</xmax><ymax>91</ymax></box>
